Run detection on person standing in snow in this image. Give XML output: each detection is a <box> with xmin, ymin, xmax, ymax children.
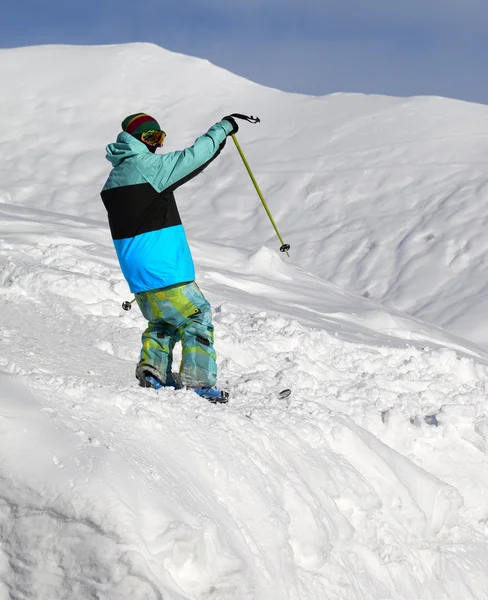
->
<box><xmin>101</xmin><ymin>112</ymin><xmax>238</xmax><ymax>401</ymax></box>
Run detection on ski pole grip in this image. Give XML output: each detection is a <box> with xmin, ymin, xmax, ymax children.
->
<box><xmin>228</xmin><ymin>113</ymin><xmax>260</xmax><ymax>124</ymax></box>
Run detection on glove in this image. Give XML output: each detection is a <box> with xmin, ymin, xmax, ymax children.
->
<box><xmin>221</xmin><ymin>115</ymin><xmax>239</xmax><ymax>135</ymax></box>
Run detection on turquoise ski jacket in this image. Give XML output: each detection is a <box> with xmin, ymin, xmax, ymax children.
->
<box><xmin>101</xmin><ymin>120</ymin><xmax>234</xmax><ymax>293</ymax></box>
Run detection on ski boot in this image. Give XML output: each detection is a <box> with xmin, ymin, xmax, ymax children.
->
<box><xmin>136</xmin><ymin>365</ymin><xmax>166</xmax><ymax>390</ymax></box>
<box><xmin>193</xmin><ymin>386</ymin><xmax>229</xmax><ymax>404</ymax></box>
<box><xmin>172</xmin><ymin>373</ymin><xmax>229</xmax><ymax>403</ymax></box>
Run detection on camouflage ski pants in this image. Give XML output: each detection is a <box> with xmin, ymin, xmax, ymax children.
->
<box><xmin>134</xmin><ymin>281</ymin><xmax>217</xmax><ymax>388</ymax></box>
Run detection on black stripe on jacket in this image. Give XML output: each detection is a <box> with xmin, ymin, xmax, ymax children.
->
<box><xmin>101</xmin><ymin>184</ymin><xmax>182</xmax><ymax>240</ymax></box>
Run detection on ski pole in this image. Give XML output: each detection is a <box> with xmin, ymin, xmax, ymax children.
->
<box><xmin>226</xmin><ymin>114</ymin><xmax>290</xmax><ymax>256</ymax></box>
<box><xmin>231</xmin><ymin>133</ymin><xmax>290</xmax><ymax>256</ymax></box>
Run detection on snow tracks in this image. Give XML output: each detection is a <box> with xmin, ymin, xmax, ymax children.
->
<box><xmin>1</xmin><ymin>213</ymin><xmax>488</xmax><ymax>599</ymax></box>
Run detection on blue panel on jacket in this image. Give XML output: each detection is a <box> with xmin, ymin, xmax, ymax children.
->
<box><xmin>114</xmin><ymin>225</ymin><xmax>195</xmax><ymax>293</ymax></box>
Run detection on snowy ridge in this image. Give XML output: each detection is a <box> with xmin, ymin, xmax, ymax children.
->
<box><xmin>1</xmin><ymin>43</ymin><xmax>488</xmax><ymax>599</ymax></box>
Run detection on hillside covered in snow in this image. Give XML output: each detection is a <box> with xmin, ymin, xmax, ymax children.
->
<box><xmin>1</xmin><ymin>43</ymin><xmax>488</xmax><ymax>599</ymax></box>
<box><xmin>2</xmin><ymin>43</ymin><xmax>488</xmax><ymax>345</ymax></box>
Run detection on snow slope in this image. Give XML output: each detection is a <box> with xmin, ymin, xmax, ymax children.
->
<box><xmin>1</xmin><ymin>44</ymin><xmax>488</xmax><ymax>345</ymax></box>
<box><xmin>1</xmin><ymin>43</ymin><xmax>488</xmax><ymax>599</ymax></box>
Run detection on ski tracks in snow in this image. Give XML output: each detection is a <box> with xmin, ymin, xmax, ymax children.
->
<box><xmin>1</xmin><ymin>235</ymin><xmax>488</xmax><ymax>599</ymax></box>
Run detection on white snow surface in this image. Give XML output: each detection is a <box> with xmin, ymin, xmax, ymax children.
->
<box><xmin>1</xmin><ymin>43</ymin><xmax>488</xmax><ymax>599</ymax></box>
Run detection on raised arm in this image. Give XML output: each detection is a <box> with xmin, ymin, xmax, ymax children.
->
<box><xmin>141</xmin><ymin>119</ymin><xmax>237</xmax><ymax>193</ymax></box>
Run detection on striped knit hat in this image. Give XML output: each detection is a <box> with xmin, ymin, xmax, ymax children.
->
<box><xmin>121</xmin><ymin>113</ymin><xmax>161</xmax><ymax>138</ymax></box>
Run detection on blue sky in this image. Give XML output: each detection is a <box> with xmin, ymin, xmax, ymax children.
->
<box><xmin>1</xmin><ymin>0</ymin><xmax>487</xmax><ymax>104</ymax></box>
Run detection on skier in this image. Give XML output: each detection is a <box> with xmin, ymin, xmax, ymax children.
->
<box><xmin>101</xmin><ymin>112</ymin><xmax>239</xmax><ymax>402</ymax></box>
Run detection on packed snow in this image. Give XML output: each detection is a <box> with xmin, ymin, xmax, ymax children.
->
<box><xmin>1</xmin><ymin>43</ymin><xmax>488</xmax><ymax>599</ymax></box>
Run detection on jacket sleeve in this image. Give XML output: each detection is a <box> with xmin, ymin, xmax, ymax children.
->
<box><xmin>140</xmin><ymin>120</ymin><xmax>234</xmax><ymax>193</ymax></box>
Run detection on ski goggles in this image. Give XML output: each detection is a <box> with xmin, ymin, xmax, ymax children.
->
<box><xmin>141</xmin><ymin>129</ymin><xmax>166</xmax><ymax>146</ymax></box>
